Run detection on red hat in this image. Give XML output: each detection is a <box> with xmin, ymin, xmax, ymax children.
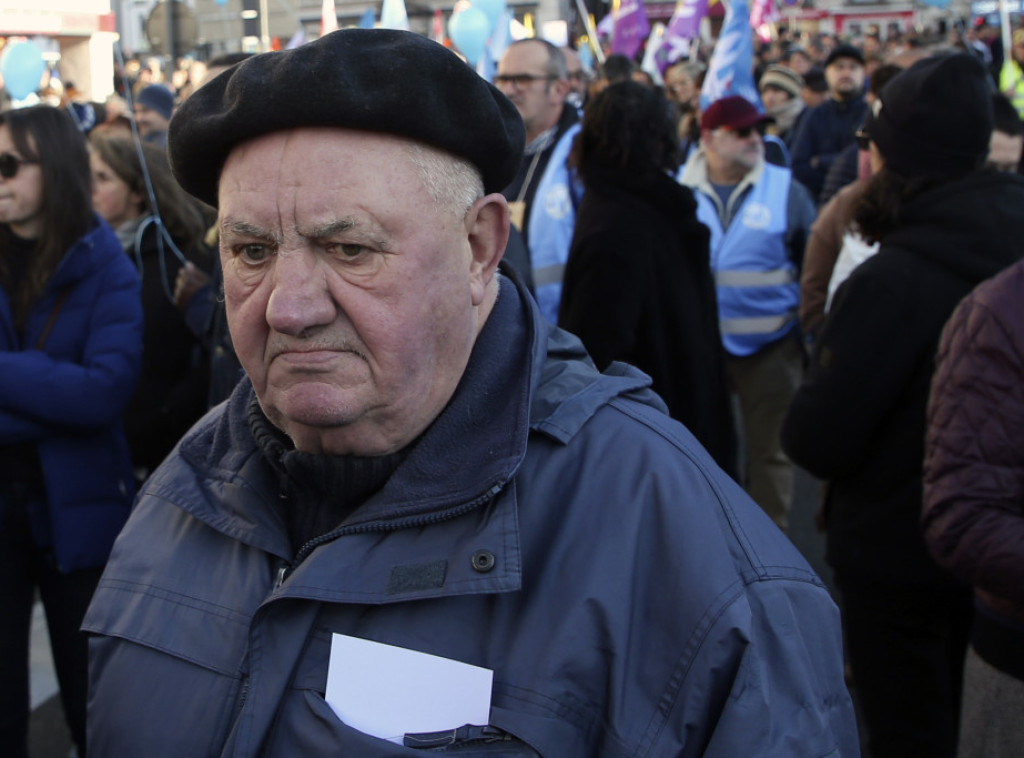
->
<box><xmin>701</xmin><ymin>95</ymin><xmax>772</xmax><ymax>131</ymax></box>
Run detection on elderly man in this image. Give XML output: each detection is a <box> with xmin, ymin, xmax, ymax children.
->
<box><xmin>496</xmin><ymin>38</ymin><xmax>580</xmax><ymax>323</ymax></box>
<box><xmin>791</xmin><ymin>44</ymin><xmax>868</xmax><ymax>201</ymax></box>
<box><xmin>679</xmin><ymin>95</ymin><xmax>816</xmax><ymax>532</ymax></box>
<box><xmin>84</xmin><ymin>30</ymin><xmax>856</xmax><ymax>756</ymax></box>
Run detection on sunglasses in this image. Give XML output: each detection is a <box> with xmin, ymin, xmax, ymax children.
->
<box><xmin>854</xmin><ymin>129</ymin><xmax>871</xmax><ymax>151</ymax></box>
<box><xmin>0</xmin><ymin>152</ymin><xmax>38</xmax><ymax>180</ymax></box>
<box><xmin>723</xmin><ymin>126</ymin><xmax>756</xmax><ymax>138</ymax></box>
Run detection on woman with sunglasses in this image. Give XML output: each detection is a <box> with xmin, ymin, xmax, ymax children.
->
<box><xmin>0</xmin><ymin>105</ymin><xmax>142</xmax><ymax>757</ymax></box>
<box><xmin>89</xmin><ymin>134</ymin><xmax>212</xmax><ymax>485</ymax></box>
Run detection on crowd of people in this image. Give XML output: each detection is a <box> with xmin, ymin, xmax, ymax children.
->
<box><xmin>0</xmin><ymin>18</ymin><xmax>1021</xmax><ymax>758</ymax></box>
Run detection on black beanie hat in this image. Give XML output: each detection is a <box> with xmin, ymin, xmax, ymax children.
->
<box><xmin>866</xmin><ymin>53</ymin><xmax>992</xmax><ymax>180</ymax></box>
<box><xmin>168</xmin><ymin>29</ymin><xmax>526</xmax><ymax>206</ymax></box>
<box><xmin>824</xmin><ymin>44</ymin><xmax>864</xmax><ymax>69</ymax></box>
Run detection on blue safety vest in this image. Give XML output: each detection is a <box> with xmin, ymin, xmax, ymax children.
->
<box><xmin>694</xmin><ymin>163</ymin><xmax>798</xmax><ymax>357</ymax></box>
<box><xmin>529</xmin><ymin>123</ymin><xmax>582</xmax><ymax>324</ymax></box>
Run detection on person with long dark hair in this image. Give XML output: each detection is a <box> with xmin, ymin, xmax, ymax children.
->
<box><xmin>89</xmin><ymin>134</ymin><xmax>212</xmax><ymax>482</ymax></box>
<box><xmin>783</xmin><ymin>53</ymin><xmax>1024</xmax><ymax>758</ymax></box>
<box><xmin>0</xmin><ymin>105</ymin><xmax>142</xmax><ymax>757</ymax></box>
<box><xmin>559</xmin><ymin>81</ymin><xmax>736</xmax><ymax>475</ymax></box>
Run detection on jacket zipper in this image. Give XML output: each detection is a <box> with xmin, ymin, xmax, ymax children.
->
<box><xmin>274</xmin><ymin>482</ymin><xmax>506</xmax><ymax>589</ymax></box>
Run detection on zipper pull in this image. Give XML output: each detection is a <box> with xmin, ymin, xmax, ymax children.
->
<box><xmin>275</xmin><ymin>564</ymin><xmax>289</xmax><ymax>588</ymax></box>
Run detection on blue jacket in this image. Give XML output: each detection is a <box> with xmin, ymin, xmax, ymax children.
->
<box><xmin>790</xmin><ymin>96</ymin><xmax>868</xmax><ymax>200</ymax></box>
<box><xmin>0</xmin><ymin>216</ymin><xmax>142</xmax><ymax>572</ymax></box>
<box><xmin>85</xmin><ymin>273</ymin><xmax>858</xmax><ymax>756</ymax></box>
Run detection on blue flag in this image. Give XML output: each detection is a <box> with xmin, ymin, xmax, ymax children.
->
<box><xmin>700</xmin><ymin>0</ymin><xmax>762</xmax><ymax>111</ymax></box>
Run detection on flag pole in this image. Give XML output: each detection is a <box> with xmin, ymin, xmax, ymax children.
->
<box><xmin>574</xmin><ymin>0</ymin><xmax>608</xmax><ymax>64</ymax></box>
<box><xmin>1000</xmin><ymin>0</ymin><xmax>1012</xmax><ymax>65</ymax></box>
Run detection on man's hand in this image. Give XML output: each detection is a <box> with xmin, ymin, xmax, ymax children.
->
<box><xmin>174</xmin><ymin>261</ymin><xmax>211</xmax><ymax>311</ymax></box>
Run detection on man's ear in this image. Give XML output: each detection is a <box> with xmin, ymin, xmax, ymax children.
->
<box><xmin>465</xmin><ymin>193</ymin><xmax>510</xmax><ymax>306</ymax></box>
<box><xmin>551</xmin><ymin>77</ymin><xmax>571</xmax><ymax>100</ymax></box>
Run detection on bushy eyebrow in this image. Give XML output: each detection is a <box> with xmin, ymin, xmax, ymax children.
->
<box><xmin>305</xmin><ymin>220</ymin><xmax>355</xmax><ymax>239</ymax></box>
<box><xmin>219</xmin><ymin>216</ymin><xmax>390</xmax><ymax>248</ymax></box>
<box><xmin>219</xmin><ymin>218</ymin><xmax>281</xmax><ymax>243</ymax></box>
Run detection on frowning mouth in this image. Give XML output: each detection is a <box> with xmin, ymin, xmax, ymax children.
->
<box><xmin>270</xmin><ymin>344</ymin><xmax>368</xmax><ymax>371</ymax></box>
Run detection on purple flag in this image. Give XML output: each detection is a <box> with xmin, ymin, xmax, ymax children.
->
<box><xmin>654</xmin><ymin>0</ymin><xmax>707</xmax><ymax>72</ymax></box>
<box><xmin>611</xmin><ymin>0</ymin><xmax>651</xmax><ymax>60</ymax></box>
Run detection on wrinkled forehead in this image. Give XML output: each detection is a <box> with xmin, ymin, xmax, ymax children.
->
<box><xmin>220</xmin><ymin>128</ymin><xmax>416</xmax><ymax>186</ymax></box>
<box><xmin>217</xmin><ymin>127</ymin><xmax>442</xmax><ymax>233</ymax></box>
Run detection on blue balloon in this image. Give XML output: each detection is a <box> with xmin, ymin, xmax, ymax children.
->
<box><xmin>449</xmin><ymin>7</ymin><xmax>491</xmax><ymax>66</ymax></box>
<box><xmin>473</xmin><ymin>0</ymin><xmax>505</xmax><ymax>34</ymax></box>
<box><xmin>1</xmin><ymin>41</ymin><xmax>46</xmax><ymax>101</ymax></box>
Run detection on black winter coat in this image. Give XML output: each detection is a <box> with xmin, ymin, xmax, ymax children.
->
<box><xmin>124</xmin><ymin>221</ymin><xmax>210</xmax><ymax>477</ymax></box>
<box><xmin>559</xmin><ymin>170</ymin><xmax>736</xmax><ymax>475</ymax></box>
<box><xmin>782</xmin><ymin>171</ymin><xmax>1024</xmax><ymax>587</ymax></box>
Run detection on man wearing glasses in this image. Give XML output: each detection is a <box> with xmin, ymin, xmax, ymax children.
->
<box><xmin>679</xmin><ymin>95</ymin><xmax>815</xmax><ymax>533</ymax></box>
<box><xmin>496</xmin><ymin>39</ymin><xmax>581</xmax><ymax>323</ymax></box>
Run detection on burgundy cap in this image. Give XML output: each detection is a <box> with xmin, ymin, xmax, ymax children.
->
<box><xmin>701</xmin><ymin>95</ymin><xmax>771</xmax><ymax>131</ymax></box>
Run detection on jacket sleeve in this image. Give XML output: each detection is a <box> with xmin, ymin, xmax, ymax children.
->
<box><xmin>922</xmin><ymin>292</ymin><xmax>1024</xmax><ymax>604</ymax></box>
<box><xmin>650</xmin><ymin>579</ymin><xmax>860</xmax><ymax>757</ymax></box>
<box><xmin>782</xmin><ymin>262</ymin><xmax>918</xmax><ymax>479</ymax></box>
<box><xmin>0</xmin><ymin>252</ymin><xmax>143</xmax><ymax>431</ymax></box>
<box><xmin>790</xmin><ymin>108</ymin><xmax>824</xmax><ymax>196</ymax></box>
<box><xmin>799</xmin><ymin>188</ymin><xmax>849</xmax><ymax>339</ymax></box>
<box><xmin>0</xmin><ymin>407</ymin><xmax>55</xmax><ymax>443</ymax></box>
<box><xmin>784</xmin><ymin>177</ymin><xmax>817</xmax><ymax>271</ymax></box>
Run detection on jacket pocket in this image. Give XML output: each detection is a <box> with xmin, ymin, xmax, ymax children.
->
<box><xmin>267</xmin><ymin>690</ymin><xmax>544</xmax><ymax>756</ymax></box>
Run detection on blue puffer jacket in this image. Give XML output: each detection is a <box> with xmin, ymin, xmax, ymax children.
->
<box><xmin>0</xmin><ymin>216</ymin><xmax>142</xmax><ymax>573</ymax></box>
<box><xmin>85</xmin><ymin>273</ymin><xmax>858</xmax><ymax>756</ymax></box>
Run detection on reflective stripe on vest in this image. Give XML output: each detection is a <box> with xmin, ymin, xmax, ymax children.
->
<box><xmin>528</xmin><ymin>122</ymin><xmax>582</xmax><ymax>324</ymax></box>
<box><xmin>694</xmin><ymin>163</ymin><xmax>799</xmax><ymax>357</ymax></box>
<box><xmin>714</xmin><ymin>268</ymin><xmax>796</xmax><ymax>287</ymax></box>
<box><xmin>720</xmin><ymin>311</ymin><xmax>797</xmax><ymax>335</ymax></box>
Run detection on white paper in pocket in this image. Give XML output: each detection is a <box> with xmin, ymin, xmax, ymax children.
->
<box><xmin>326</xmin><ymin>633</ymin><xmax>494</xmax><ymax>744</ymax></box>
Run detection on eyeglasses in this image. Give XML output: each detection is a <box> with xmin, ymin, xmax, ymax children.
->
<box><xmin>723</xmin><ymin>126</ymin><xmax>756</xmax><ymax>138</ymax></box>
<box><xmin>854</xmin><ymin>129</ymin><xmax>871</xmax><ymax>151</ymax></box>
<box><xmin>494</xmin><ymin>73</ymin><xmax>557</xmax><ymax>88</ymax></box>
<box><xmin>0</xmin><ymin>152</ymin><xmax>38</xmax><ymax>180</ymax></box>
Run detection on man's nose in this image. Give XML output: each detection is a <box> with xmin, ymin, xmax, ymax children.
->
<box><xmin>265</xmin><ymin>248</ymin><xmax>337</xmax><ymax>336</ymax></box>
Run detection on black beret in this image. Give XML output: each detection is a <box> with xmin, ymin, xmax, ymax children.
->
<box><xmin>168</xmin><ymin>29</ymin><xmax>526</xmax><ymax>206</ymax></box>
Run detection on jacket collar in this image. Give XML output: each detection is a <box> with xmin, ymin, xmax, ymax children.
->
<box><xmin>679</xmin><ymin>149</ymin><xmax>765</xmax><ymax>226</ymax></box>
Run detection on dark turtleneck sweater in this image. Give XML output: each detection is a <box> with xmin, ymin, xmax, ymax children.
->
<box><xmin>248</xmin><ymin>393</ymin><xmax>410</xmax><ymax>557</ymax></box>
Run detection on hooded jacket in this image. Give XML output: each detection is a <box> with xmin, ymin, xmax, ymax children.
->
<box><xmin>783</xmin><ymin>171</ymin><xmax>1024</xmax><ymax>587</ymax></box>
<box><xmin>85</xmin><ymin>272</ymin><xmax>857</xmax><ymax>757</ymax></box>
